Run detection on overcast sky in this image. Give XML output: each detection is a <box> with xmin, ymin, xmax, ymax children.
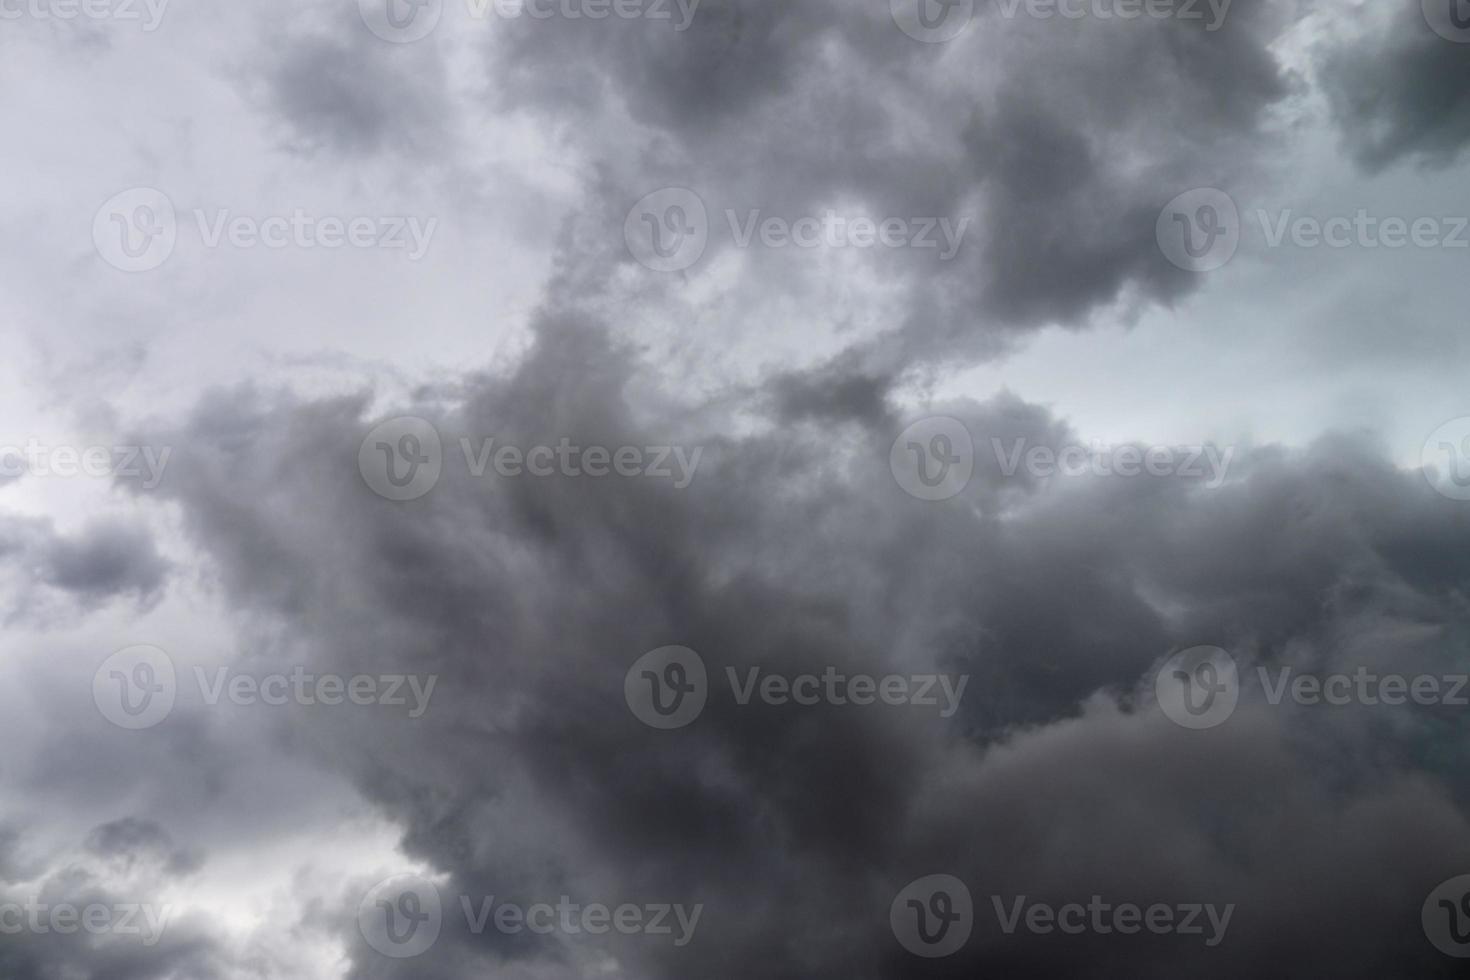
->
<box><xmin>4</xmin><ymin>0</ymin><xmax>1470</xmax><ymax>976</ymax></box>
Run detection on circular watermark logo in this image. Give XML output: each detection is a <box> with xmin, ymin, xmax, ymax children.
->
<box><xmin>1422</xmin><ymin>417</ymin><xmax>1470</xmax><ymax>501</ymax></box>
<box><xmin>1157</xmin><ymin>188</ymin><xmax>1240</xmax><ymax>273</ymax></box>
<box><xmin>625</xmin><ymin>646</ymin><xmax>707</xmax><ymax>730</ymax></box>
<box><xmin>359</xmin><ymin>417</ymin><xmax>443</xmax><ymax>501</ymax></box>
<box><xmin>93</xmin><ymin>188</ymin><xmax>177</xmax><ymax>273</ymax></box>
<box><xmin>359</xmin><ymin>0</ymin><xmax>443</xmax><ymax>42</ymax></box>
<box><xmin>890</xmin><ymin>417</ymin><xmax>974</xmax><ymax>502</ymax></box>
<box><xmin>624</xmin><ymin>188</ymin><xmax>709</xmax><ymax>273</ymax></box>
<box><xmin>890</xmin><ymin>0</ymin><xmax>974</xmax><ymax>42</ymax></box>
<box><xmin>1155</xmin><ymin>646</ymin><xmax>1239</xmax><ymax>730</ymax></box>
<box><xmin>93</xmin><ymin>645</ymin><xmax>177</xmax><ymax>730</ymax></box>
<box><xmin>1424</xmin><ymin>0</ymin><xmax>1470</xmax><ymax>42</ymax></box>
<box><xmin>891</xmin><ymin>874</ymin><xmax>973</xmax><ymax>958</ymax></box>
<box><xmin>358</xmin><ymin>874</ymin><xmax>443</xmax><ymax>958</ymax></box>
<box><xmin>1424</xmin><ymin>874</ymin><xmax>1470</xmax><ymax>956</ymax></box>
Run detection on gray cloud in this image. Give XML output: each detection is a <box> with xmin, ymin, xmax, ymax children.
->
<box><xmin>0</xmin><ymin>516</ymin><xmax>167</xmax><ymax>620</ymax></box>
<box><xmin>4</xmin><ymin>0</ymin><xmax>1467</xmax><ymax>976</ymax></box>
<box><xmin>254</xmin><ymin>19</ymin><xmax>452</xmax><ymax>159</ymax></box>
<box><xmin>492</xmin><ymin>0</ymin><xmax>1302</xmax><ymax>370</ymax></box>
<box><xmin>1321</xmin><ymin>2</ymin><xmax>1470</xmax><ymax>173</ymax></box>
<box><xmin>115</xmin><ymin>312</ymin><xmax>1470</xmax><ymax>979</ymax></box>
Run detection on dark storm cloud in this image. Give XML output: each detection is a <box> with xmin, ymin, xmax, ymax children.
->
<box><xmin>1320</xmin><ymin>2</ymin><xmax>1470</xmax><ymax>173</ymax></box>
<box><xmin>0</xmin><ymin>515</ymin><xmax>167</xmax><ymax>618</ymax></box>
<box><xmin>766</xmin><ymin>352</ymin><xmax>895</xmax><ymax>426</ymax></box>
<box><xmin>488</xmin><ymin>0</ymin><xmax>1301</xmax><ymax>365</ymax></box>
<box><xmin>85</xmin><ymin>818</ymin><xmax>203</xmax><ymax>876</ymax></box>
<box><xmin>120</xmin><ymin>312</ymin><xmax>1470</xmax><ymax>978</ymax></box>
<box><xmin>256</xmin><ymin>23</ymin><xmax>452</xmax><ymax>158</ymax></box>
<box><xmin>39</xmin><ymin>519</ymin><xmax>169</xmax><ymax>606</ymax></box>
<box><xmin>8</xmin><ymin>2</ymin><xmax>1459</xmax><ymax>977</ymax></box>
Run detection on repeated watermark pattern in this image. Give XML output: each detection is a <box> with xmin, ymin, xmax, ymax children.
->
<box><xmin>1156</xmin><ymin>647</ymin><xmax>1470</xmax><ymax>730</ymax></box>
<box><xmin>891</xmin><ymin>0</ymin><xmax>1231</xmax><ymax>42</ymax></box>
<box><xmin>0</xmin><ymin>900</ymin><xmax>172</xmax><ymax>946</ymax></box>
<box><xmin>991</xmin><ymin>895</ymin><xmax>1233</xmax><ymax>946</ymax></box>
<box><xmin>1261</xmin><ymin>666</ymin><xmax>1470</xmax><ymax>708</ymax></box>
<box><xmin>1156</xmin><ymin>188</ymin><xmax>1241</xmax><ymax>273</ymax></box>
<box><xmin>889</xmin><ymin>416</ymin><xmax>1235</xmax><ymax>501</ymax></box>
<box><xmin>890</xmin><ymin>417</ymin><xmax>976</xmax><ymax>502</ymax></box>
<box><xmin>0</xmin><ymin>0</ymin><xmax>168</xmax><ymax>29</ymax></box>
<box><xmin>892</xmin><ymin>876</ymin><xmax>1232</xmax><ymax>957</ymax></box>
<box><xmin>357</xmin><ymin>875</ymin><xmax>702</xmax><ymax>959</ymax></box>
<box><xmin>992</xmin><ymin>438</ymin><xmax>1234</xmax><ymax>487</ymax></box>
<box><xmin>1254</xmin><ymin>210</ymin><xmax>1470</xmax><ymax>251</ymax></box>
<box><xmin>1155</xmin><ymin>646</ymin><xmax>1240</xmax><ymax>729</ymax></box>
<box><xmin>992</xmin><ymin>0</ymin><xmax>1232</xmax><ymax>29</ymax></box>
<box><xmin>359</xmin><ymin>416</ymin><xmax>703</xmax><ymax>502</ymax></box>
<box><xmin>358</xmin><ymin>0</ymin><xmax>701</xmax><ymax>43</ymax></box>
<box><xmin>0</xmin><ymin>440</ymin><xmax>169</xmax><ymax>488</ymax></box>
<box><xmin>93</xmin><ymin>645</ymin><xmax>438</xmax><ymax>730</ymax></box>
<box><xmin>624</xmin><ymin>646</ymin><xmax>968</xmax><ymax>729</ymax></box>
<box><xmin>1425</xmin><ymin>875</ymin><xmax>1470</xmax><ymax>957</ymax></box>
<box><xmin>1423</xmin><ymin>0</ymin><xmax>1470</xmax><ymax>43</ymax></box>
<box><xmin>624</xmin><ymin>188</ymin><xmax>972</xmax><ymax>273</ymax></box>
<box><xmin>1423</xmin><ymin>417</ymin><xmax>1470</xmax><ymax>501</ymax></box>
<box><xmin>891</xmin><ymin>875</ymin><xmax>974</xmax><ymax>957</ymax></box>
<box><xmin>1158</xmin><ymin>188</ymin><xmax>1470</xmax><ymax>272</ymax></box>
<box><xmin>890</xmin><ymin>0</ymin><xmax>975</xmax><ymax>42</ymax></box>
<box><xmin>93</xmin><ymin>188</ymin><xmax>437</xmax><ymax>272</ymax></box>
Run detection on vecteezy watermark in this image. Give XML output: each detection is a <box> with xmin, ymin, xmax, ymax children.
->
<box><xmin>892</xmin><ymin>875</ymin><xmax>974</xmax><ymax>958</ymax></box>
<box><xmin>0</xmin><ymin>440</ymin><xmax>170</xmax><ymax>489</ymax></box>
<box><xmin>359</xmin><ymin>0</ymin><xmax>443</xmax><ymax>43</ymax></box>
<box><xmin>890</xmin><ymin>0</ymin><xmax>974</xmax><ymax>42</ymax></box>
<box><xmin>1423</xmin><ymin>0</ymin><xmax>1470</xmax><ymax>43</ymax></box>
<box><xmin>1259</xmin><ymin>667</ymin><xmax>1470</xmax><ymax>708</ymax></box>
<box><xmin>358</xmin><ymin>416</ymin><xmax>703</xmax><ymax>502</ymax></box>
<box><xmin>1159</xmin><ymin>189</ymin><xmax>1470</xmax><ymax>272</ymax></box>
<box><xmin>1155</xmin><ymin>646</ymin><xmax>1240</xmax><ymax>730</ymax></box>
<box><xmin>467</xmin><ymin>0</ymin><xmax>700</xmax><ymax>28</ymax></box>
<box><xmin>1254</xmin><ymin>209</ymin><xmax>1470</xmax><ymax>251</ymax></box>
<box><xmin>991</xmin><ymin>0</ymin><xmax>1232</xmax><ymax>30</ymax></box>
<box><xmin>990</xmin><ymin>895</ymin><xmax>1234</xmax><ymax>946</ymax></box>
<box><xmin>93</xmin><ymin>188</ymin><xmax>177</xmax><ymax>273</ymax></box>
<box><xmin>889</xmin><ymin>419</ymin><xmax>1234</xmax><ymax>501</ymax></box>
<box><xmin>1157</xmin><ymin>188</ymin><xmax>1241</xmax><ymax>273</ymax></box>
<box><xmin>1424</xmin><ymin>875</ymin><xmax>1470</xmax><ymax>957</ymax></box>
<box><xmin>623</xmin><ymin>646</ymin><xmax>709</xmax><ymax>730</ymax></box>
<box><xmin>624</xmin><ymin>647</ymin><xmax>969</xmax><ymax>729</ymax></box>
<box><xmin>0</xmin><ymin>0</ymin><xmax>168</xmax><ymax>30</ymax></box>
<box><xmin>93</xmin><ymin>645</ymin><xmax>438</xmax><ymax>730</ymax></box>
<box><xmin>890</xmin><ymin>417</ymin><xmax>975</xmax><ymax>502</ymax></box>
<box><xmin>358</xmin><ymin>417</ymin><xmax>443</xmax><ymax>502</ymax></box>
<box><xmin>0</xmin><ymin>900</ymin><xmax>172</xmax><ymax>946</ymax></box>
<box><xmin>357</xmin><ymin>875</ymin><xmax>702</xmax><ymax>959</ymax></box>
<box><xmin>724</xmin><ymin>211</ymin><xmax>971</xmax><ymax>261</ymax></box>
<box><xmin>358</xmin><ymin>0</ymin><xmax>700</xmax><ymax>43</ymax></box>
<box><xmin>623</xmin><ymin>188</ymin><xmax>972</xmax><ymax>273</ymax></box>
<box><xmin>93</xmin><ymin>188</ymin><xmax>437</xmax><ymax>272</ymax></box>
<box><xmin>1157</xmin><ymin>646</ymin><xmax>1470</xmax><ymax>730</ymax></box>
<box><xmin>891</xmin><ymin>876</ymin><xmax>1232</xmax><ymax>956</ymax></box>
<box><xmin>992</xmin><ymin>438</ymin><xmax>1235</xmax><ymax>488</ymax></box>
<box><xmin>1422</xmin><ymin>417</ymin><xmax>1470</xmax><ymax>501</ymax></box>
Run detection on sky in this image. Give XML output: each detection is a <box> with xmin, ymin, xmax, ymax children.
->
<box><xmin>4</xmin><ymin>0</ymin><xmax>1470</xmax><ymax>976</ymax></box>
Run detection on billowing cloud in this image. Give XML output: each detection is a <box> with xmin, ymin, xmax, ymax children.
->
<box><xmin>110</xmin><ymin>312</ymin><xmax>1470</xmax><ymax>978</ymax></box>
<box><xmin>0</xmin><ymin>516</ymin><xmax>168</xmax><ymax>620</ymax></box>
<box><xmin>1321</xmin><ymin>1</ymin><xmax>1470</xmax><ymax>173</ymax></box>
<box><xmin>2</xmin><ymin>0</ymin><xmax>1467</xmax><ymax>976</ymax></box>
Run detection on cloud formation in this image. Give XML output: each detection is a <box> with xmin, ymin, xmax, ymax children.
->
<box><xmin>3</xmin><ymin>0</ymin><xmax>1469</xmax><ymax>976</ymax></box>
